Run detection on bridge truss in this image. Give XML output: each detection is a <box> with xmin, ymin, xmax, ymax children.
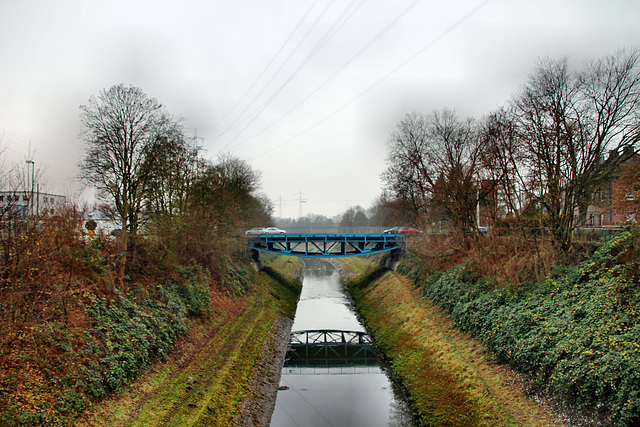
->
<box><xmin>247</xmin><ymin>233</ymin><xmax>404</xmax><ymax>258</ymax></box>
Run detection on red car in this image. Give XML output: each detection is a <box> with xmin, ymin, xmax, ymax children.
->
<box><xmin>383</xmin><ymin>227</ymin><xmax>422</xmax><ymax>234</ymax></box>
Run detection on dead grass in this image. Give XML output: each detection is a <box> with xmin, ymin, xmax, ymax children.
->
<box><xmin>465</xmin><ymin>233</ymin><xmax>556</xmax><ymax>286</ymax></box>
<box><xmin>344</xmin><ymin>262</ymin><xmax>566</xmax><ymax>426</ymax></box>
<box><xmin>404</xmin><ymin>229</ymin><xmax>557</xmax><ymax>287</ymax></box>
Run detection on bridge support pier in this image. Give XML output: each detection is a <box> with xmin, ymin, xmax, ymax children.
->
<box><xmin>384</xmin><ymin>248</ymin><xmax>404</xmax><ymax>271</ymax></box>
<box><xmin>250</xmin><ymin>249</ymin><xmax>264</xmax><ymax>271</ymax></box>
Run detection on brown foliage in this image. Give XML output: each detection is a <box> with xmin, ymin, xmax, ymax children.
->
<box><xmin>0</xmin><ymin>203</ymin><xmax>251</xmax><ymax>423</ymax></box>
<box><xmin>465</xmin><ymin>233</ymin><xmax>556</xmax><ymax>286</ymax></box>
<box><xmin>407</xmin><ymin>227</ymin><xmax>557</xmax><ymax>287</ymax></box>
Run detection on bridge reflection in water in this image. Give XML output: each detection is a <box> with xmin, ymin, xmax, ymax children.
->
<box><xmin>271</xmin><ymin>260</ymin><xmax>416</xmax><ymax>426</ymax></box>
<box><xmin>283</xmin><ymin>329</ymin><xmax>379</xmax><ymax>375</ymax></box>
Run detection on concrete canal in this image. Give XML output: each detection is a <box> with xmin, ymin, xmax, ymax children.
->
<box><xmin>270</xmin><ymin>259</ymin><xmax>416</xmax><ymax>426</ymax></box>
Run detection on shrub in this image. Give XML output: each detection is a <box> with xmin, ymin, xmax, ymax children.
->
<box><xmin>174</xmin><ymin>261</ymin><xmax>212</xmax><ymax>316</ymax></box>
<box><xmin>412</xmin><ymin>228</ymin><xmax>640</xmax><ymax>425</ymax></box>
<box><xmin>80</xmin><ymin>287</ymin><xmax>189</xmax><ymax>397</ymax></box>
<box><xmin>220</xmin><ymin>259</ymin><xmax>254</xmax><ymax>294</ymax></box>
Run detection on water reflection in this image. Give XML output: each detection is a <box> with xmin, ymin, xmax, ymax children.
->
<box><xmin>270</xmin><ymin>259</ymin><xmax>415</xmax><ymax>427</ymax></box>
<box><xmin>290</xmin><ymin>260</ymin><xmax>364</xmax><ymax>333</ymax></box>
<box><xmin>285</xmin><ymin>330</ymin><xmax>379</xmax><ymax>368</ymax></box>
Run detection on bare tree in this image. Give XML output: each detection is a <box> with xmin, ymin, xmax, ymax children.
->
<box><xmin>368</xmin><ymin>192</ymin><xmax>415</xmax><ymax>227</ymax></box>
<box><xmin>429</xmin><ymin>110</ymin><xmax>485</xmax><ymax>232</ymax></box>
<box><xmin>339</xmin><ymin>206</ymin><xmax>368</xmax><ymax>229</ymax></box>
<box><xmin>382</xmin><ymin>109</ymin><xmax>486</xmax><ymax>233</ymax></box>
<box><xmin>213</xmin><ymin>153</ymin><xmax>272</xmax><ymax>227</ymax></box>
<box><xmin>188</xmin><ymin>153</ymin><xmax>267</xmax><ymax>229</ymax></box>
<box><xmin>511</xmin><ymin>49</ymin><xmax>640</xmax><ymax>252</ymax></box>
<box><xmin>480</xmin><ymin>109</ymin><xmax>530</xmax><ymax>221</ymax></box>
<box><xmin>0</xmin><ymin>145</ymin><xmax>13</xmax><ymax>221</ymax></box>
<box><xmin>143</xmin><ymin>126</ymin><xmax>195</xmax><ymax>217</ymax></box>
<box><xmin>79</xmin><ymin>84</ymin><xmax>182</xmax><ymax>274</ymax></box>
<box><xmin>381</xmin><ymin>112</ymin><xmax>432</xmax><ymax>221</ymax></box>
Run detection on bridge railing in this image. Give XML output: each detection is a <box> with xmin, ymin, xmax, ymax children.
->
<box><xmin>290</xmin><ymin>329</ymin><xmax>371</xmax><ymax>345</ymax></box>
<box><xmin>274</xmin><ymin>226</ymin><xmax>387</xmax><ymax>235</ymax></box>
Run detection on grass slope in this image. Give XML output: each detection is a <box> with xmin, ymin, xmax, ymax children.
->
<box><xmin>343</xmin><ymin>259</ymin><xmax>564</xmax><ymax>427</ymax></box>
<box><xmin>404</xmin><ymin>229</ymin><xmax>640</xmax><ymax>425</ymax></box>
<box><xmin>77</xmin><ymin>259</ymin><xmax>301</xmax><ymax>426</ymax></box>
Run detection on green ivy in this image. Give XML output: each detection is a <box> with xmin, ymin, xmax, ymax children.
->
<box><xmin>174</xmin><ymin>261</ymin><xmax>212</xmax><ymax>316</ymax></box>
<box><xmin>80</xmin><ymin>287</ymin><xmax>188</xmax><ymax>398</ymax></box>
<box><xmin>220</xmin><ymin>259</ymin><xmax>253</xmax><ymax>294</ymax></box>
<box><xmin>413</xmin><ymin>229</ymin><xmax>640</xmax><ymax>425</ymax></box>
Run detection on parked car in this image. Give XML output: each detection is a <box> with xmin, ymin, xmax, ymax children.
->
<box><xmin>383</xmin><ymin>226</ymin><xmax>422</xmax><ymax>234</ymax></box>
<box><xmin>398</xmin><ymin>227</ymin><xmax>422</xmax><ymax>234</ymax></box>
<box><xmin>245</xmin><ymin>227</ymin><xmax>266</xmax><ymax>235</ymax></box>
<box><xmin>263</xmin><ymin>226</ymin><xmax>286</xmax><ymax>235</ymax></box>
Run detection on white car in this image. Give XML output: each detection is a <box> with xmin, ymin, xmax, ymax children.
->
<box><xmin>263</xmin><ymin>227</ymin><xmax>286</xmax><ymax>235</ymax></box>
<box><xmin>245</xmin><ymin>227</ymin><xmax>266</xmax><ymax>235</ymax></box>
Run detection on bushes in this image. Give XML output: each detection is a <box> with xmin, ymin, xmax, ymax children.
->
<box><xmin>0</xmin><ymin>240</ymin><xmax>217</xmax><ymax>425</ymax></box>
<box><xmin>174</xmin><ymin>262</ymin><xmax>213</xmax><ymax>316</ymax></box>
<box><xmin>220</xmin><ymin>259</ymin><xmax>254</xmax><ymax>295</ymax></box>
<box><xmin>410</xmin><ymin>228</ymin><xmax>640</xmax><ymax>425</ymax></box>
<box><xmin>79</xmin><ymin>285</ymin><xmax>191</xmax><ymax>398</ymax></box>
<box><xmin>78</xmin><ymin>261</ymin><xmax>215</xmax><ymax>401</ymax></box>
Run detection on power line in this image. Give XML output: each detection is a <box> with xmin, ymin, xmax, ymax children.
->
<box><xmin>227</xmin><ymin>0</ymin><xmax>419</xmax><ymax>151</ymax></box>
<box><xmin>217</xmin><ymin>0</ymin><xmax>366</xmax><ymax>152</ymax></box>
<box><xmin>248</xmin><ymin>0</ymin><xmax>493</xmax><ymax>161</ymax></box>
<box><xmin>203</xmin><ymin>0</ymin><xmax>321</xmax><ymax>144</ymax></box>
<box><xmin>213</xmin><ymin>0</ymin><xmax>336</xmax><ymax>146</ymax></box>
<box><xmin>0</xmin><ymin>127</ymin><xmax>77</xmax><ymax>168</ymax></box>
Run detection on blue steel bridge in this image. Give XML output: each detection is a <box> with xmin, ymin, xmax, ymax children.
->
<box><xmin>246</xmin><ymin>233</ymin><xmax>405</xmax><ymax>258</ymax></box>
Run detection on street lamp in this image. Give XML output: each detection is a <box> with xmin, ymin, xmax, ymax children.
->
<box><xmin>25</xmin><ymin>159</ymin><xmax>34</xmax><ymax>216</ymax></box>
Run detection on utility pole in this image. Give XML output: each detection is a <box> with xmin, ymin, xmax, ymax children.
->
<box><xmin>25</xmin><ymin>159</ymin><xmax>34</xmax><ymax>217</ymax></box>
<box><xmin>191</xmin><ymin>129</ymin><xmax>205</xmax><ymax>180</ymax></box>
<box><xmin>297</xmin><ymin>189</ymin><xmax>306</xmax><ymax>219</ymax></box>
<box><xmin>25</xmin><ymin>142</ymin><xmax>35</xmax><ymax>217</ymax></box>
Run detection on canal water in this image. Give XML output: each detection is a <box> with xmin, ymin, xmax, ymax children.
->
<box><xmin>270</xmin><ymin>259</ymin><xmax>416</xmax><ymax>426</ymax></box>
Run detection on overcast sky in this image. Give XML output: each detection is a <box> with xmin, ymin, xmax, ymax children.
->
<box><xmin>1</xmin><ymin>0</ymin><xmax>639</xmax><ymax>219</ymax></box>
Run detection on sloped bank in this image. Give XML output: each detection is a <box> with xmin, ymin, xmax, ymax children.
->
<box><xmin>77</xmin><ymin>257</ymin><xmax>302</xmax><ymax>427</ymax></box>
<box><xmin>395</xmin><ymin>229</ymin><xmax>640</xmax><ymax>426</ymax></box>
<box><xmin>341</xmin><ymin>258</ymin><xmax>565</xmax><ymax>427</ymax></box>
<box><xmin>230</xmin><ymin>263</ymin><xmax>303</xmax><ymax>427</ymax></box>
